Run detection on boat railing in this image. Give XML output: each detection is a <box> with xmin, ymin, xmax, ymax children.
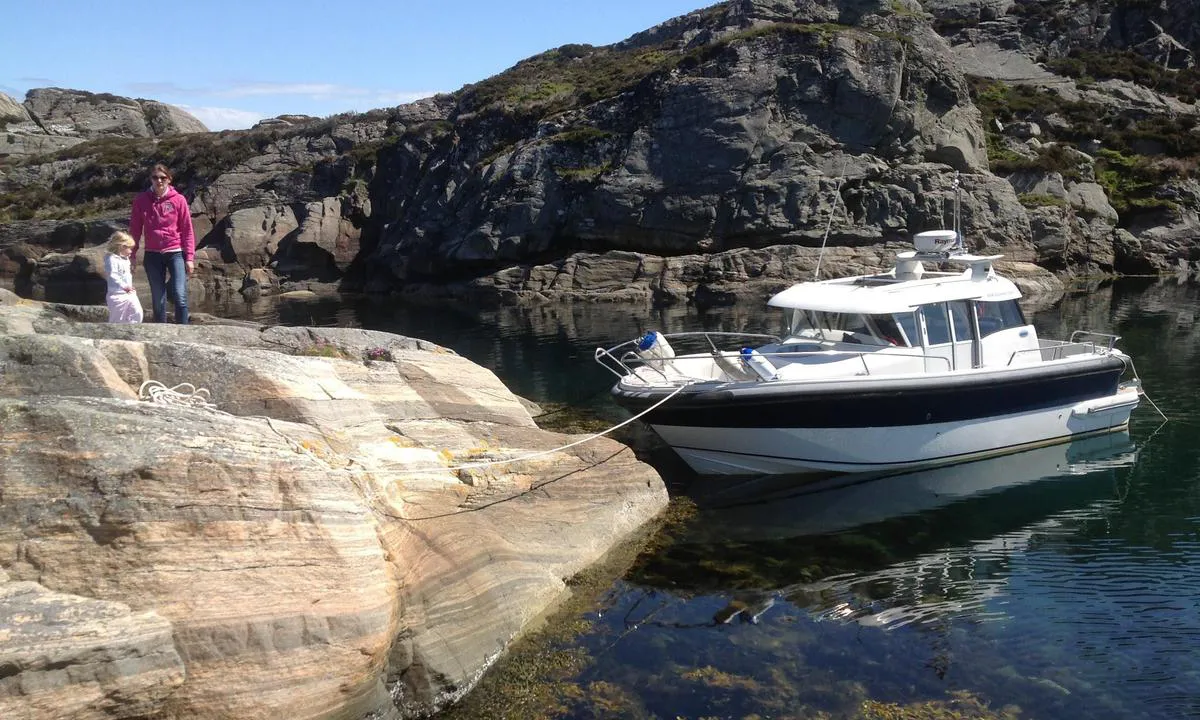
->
<box><xmin>594</xmin><ymin>331</ymin><xmax>954</xmax><ymax>382</ymax></box>
<box><xmin>1010</xmin><ymin>336</ymin><xmax>1122</xmax><ymax>365</ymax></box>
<box><xmin>1068</xmin><ymin>330</ymin><xmax>1121</xmax><ymax>351</ymax></box>
<box><xmin>759</xmin><ymin>349</ymin><xmax>953</xmax><ymax>375</ymax></box>
<box><xmin>594</xmin><ymin>331</ymin><xmax>782</xmax><ymax>383</ymax></box>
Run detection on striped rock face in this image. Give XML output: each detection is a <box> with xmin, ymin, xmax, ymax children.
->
<box><xmin>0</xmin><ymin>299</ymin><xmax>668</xmax><ymax>719</ymax></box>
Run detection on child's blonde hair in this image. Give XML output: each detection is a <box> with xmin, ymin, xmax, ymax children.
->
<box><xmin>107</xmin><ymin>231</ymin><xmax>135</xmax><ymax>253</ymax></box>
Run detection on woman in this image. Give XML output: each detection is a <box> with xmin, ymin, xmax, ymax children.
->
<box><xmin>129</xmin><ymin>163</ymin><xmax>194</xmax><ymax>323</ymax></box>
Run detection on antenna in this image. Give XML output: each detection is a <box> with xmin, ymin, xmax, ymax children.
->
<box><xmin>952</xmin><ymin>172</ymin><xmax>963</xmax><ymax>252</ymax></box>
<box><xmin>814</xmin><ymin>158</ymin><xmax>849</xmax><ymax>280</ymax></box>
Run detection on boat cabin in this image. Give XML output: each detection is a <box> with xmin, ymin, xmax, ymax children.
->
<box><xmin>762</xmin><ymin>235</ymin><xmax>1040</xmax><ymax>374</ymax></box>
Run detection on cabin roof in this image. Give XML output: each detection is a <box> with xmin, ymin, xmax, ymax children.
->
<box><xmin>767</xmin><ymin>264</ymin><xmax>1022</xmax><ymax>314</ymax></box>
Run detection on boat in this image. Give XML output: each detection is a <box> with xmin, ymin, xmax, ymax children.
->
<box><xmin>685</xmin><ymin>430</ymin><xmax>1139</xmax><ymax>539</ymax></box>
<box><xmin>594</xmin><ymin>229</ymin><xmax>1142</xmax><ymax>476</ymax></box>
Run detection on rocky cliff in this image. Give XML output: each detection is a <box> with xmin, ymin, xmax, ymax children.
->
<box><xmin>0</xmin><ymin>0</ymin><xmax>1198</xmax><ymax>307</ymax></box>
<box><xmin>0</xmin><ymin>88</ymin><xmax>207</xmax><ymax>158</ymax></box>
<box><xmin>0</xmin><ymin>290</ymin><xmax>668</xmax><ymax>718</ymax></box>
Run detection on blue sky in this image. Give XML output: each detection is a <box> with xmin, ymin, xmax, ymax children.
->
<box><xmin>1</xmin><ymin>1</ymin><xmax>712</xmax><ymax>131</ymax></box>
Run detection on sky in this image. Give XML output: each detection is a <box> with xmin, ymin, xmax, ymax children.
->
<box><xmin>1</xmin><ymin>1</ymin><xmax>713</xmax><ymax>131</ymax></box>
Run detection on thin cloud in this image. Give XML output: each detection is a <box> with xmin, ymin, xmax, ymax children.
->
<box><xmin>127</xmin><ymin>81</ymin><xmax>201</xmax><ymax>96</ymax></box>
<box><xmin>217</xmin><ymin>82</ymin><xmax>371</xmax><ymax>99</ymax></box>
<box><xmin>374</xmin><ymin>90</ymin><xmax>441</xmax><ymax>105</ymax></box>
<box><xmin>177</xmin><ymin>105</ymin><xmax>265</xmax><ymax>132</ymax></box>
<box><xmin>122</xmin><ymin>80</ymin><xmax>442</xmax><ymax>109</ymax></box>
<box><xmin>214</xmin><ymin>83</ymin><xmax>440</xmax><ymax>104</ymax></box>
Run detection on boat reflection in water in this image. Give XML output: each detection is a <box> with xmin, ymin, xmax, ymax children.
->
<box><xmin>635</xmin><ymin>432</ymin><xmax>1139</xmax><ymax>630</ymax></box>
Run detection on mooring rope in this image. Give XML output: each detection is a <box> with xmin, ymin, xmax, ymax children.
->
<box><xmin>138</xmin><ymin>381</ymin><xmax>215</xmax><ymax>409</ymax></box>
<box><xmin>138</xmin><ymin>380</ymin><xmax>316</xmax><ymax>459</ymax></box>
<box><xmin>1127</xmin><ymin>359</ymin><xmax>1168</xmax><ymax>422</ymax></box>
<box><xmin>137</xmin><ymin>378</ymin><xmax>694</xmax><ymax>473</ymax></box>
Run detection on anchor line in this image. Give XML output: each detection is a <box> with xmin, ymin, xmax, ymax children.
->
<box><xmin>137</xmin><ymin>378</ymin><xmax>695</xmax><ymax>473</ymax></box>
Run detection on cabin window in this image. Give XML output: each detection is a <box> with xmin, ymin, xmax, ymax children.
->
<box><xmin>919</xmin><ymin>304</ymin><xmax>952</xmax><ymax>345</ymax></box>
<box><xmin>893</xmin><ymin>312</ymin><xmax>918</xmax><ymax>347</ymax></box>
<box><xmin>787</xmin><ymin>311</ymin><xmax>907</xmax><ymax>346</ymax></box>
<box><xmin>790</xmin><ymin>311</ymin><xmax>867</xmax><ymax>339</ymax></box>
<box><xmin>949</xmin><ymin>300</ymin><xmax>972</xmax><ymax>341</ymax></box>
<box><xmin>976</xmin><ymin>299</ymin><xmax>1026</xmax><ymax>337</ymax></box>
<box><xmin>868</xmin><ymin>314</ymin><xmax>908</xmax><ymax>346</ymax></box>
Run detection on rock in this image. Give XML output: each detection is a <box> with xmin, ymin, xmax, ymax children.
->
<box><xmin>0</xmin><ymin>88</ymin><xmax>204</xmax><ymax>159</ymax></box>
<box><xmin>252</xmin><ymin>114</ymin><xmax>320</xmax><ymax>130</ymax></box>
<box><xmin>1067</xmin><ymin>182</ymin><xmax>1118</xmax><ymax>224</ymax></box>
<box><xmin>1028</xmin><ymin>205</ymin><xmax>1074</xmax><ymax>264</ymax></box>
<box><xmin>26</xmin><ymin>245</ymin><xmax>110</xmax><ymax>304</ymax></box>
<box><xmin>140</xmin><ymin>100</ymin><xmax>208</xmax><ymax>136</ymax></box>
<box><xmin>3</xmin><ymin>1</ymin><xmax>1200</xmax><ymax>296</ymax></box>
<box><xmin>1004</xmin><ymin>121</ymin><xmax>1041</xmax><ymax>139</ymax></box>
<box><xmin>239</xmin><ymin>268</ymin><xmax>273</xmax><ymax>300</ymax></box>
<box><xmin>284</xmin><ymin>197</ymin><xmax>362</xmax><ymax>278</ymax></box>
<box><xmin>23</xmin><ymin>88</ymin><xmax>206</xmax><ymax>139</ymax></box>
<box><xmin>0</xmin><ymin>300</ymin><xmax>668</xmax><ymax>718</ymax></box>
<box><xmin>0</xmin><ymin>580</ymin><xmax>186</xmax><ymax>719</ymax></box>
<box><xmin>0</xmin><ymin>92</ymin><xmax>32</xmax><ymax>125</ymax></box>
<box><xmin>924</xmin><ymin>0</ymin><xmax>1015</xmax><ymax>26</ymax></box>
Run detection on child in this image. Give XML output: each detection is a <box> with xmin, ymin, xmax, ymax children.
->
<box><xmin>104</xmin><ymin>231</ymin><xmax>144</xmax><ymax>323</ymax></box>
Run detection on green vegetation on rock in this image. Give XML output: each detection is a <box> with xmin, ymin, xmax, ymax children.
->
<box><xmin>969</xmin><ymin>77</ymin><xmax>1199</xmax><ymax>221</ymax></box>
<box><xmin>1018</xmin><ymin>193</ymin><xmax>1068</xmax><ymax>209</ymax></box>
<box><xmin>1044</xmin><ymin>48</ymin><xmax>1200</xmax><ymax>104</ymax></box>
<box><xmin>456</xmin><ymin>41</ymin><xmax>681</xmax><ymax>119</ymax></box>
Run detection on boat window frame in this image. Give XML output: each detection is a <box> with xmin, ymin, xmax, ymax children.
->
<box><xmin>866</xmin><ymin>314</ymin><xmax>908</xmax><ymax>347</ymax></box>
<box><xmin>948</xmin><ymin>300</ymin><xmax>973</xmax><ymax>342</ymax></box>
<box><xmin>975</xmin><ymin>299</ymin><xmax>1027</xmax><ymax>337</ymax></box>
<box><xmin>892</xmin><ymin>311</ymin><xmax>918</xmax><ymax>348</ymax></box>
<box><xmin>918</xmin><ymin>303</ymin><xmax>953</xmax><ymax>346</ymax></box>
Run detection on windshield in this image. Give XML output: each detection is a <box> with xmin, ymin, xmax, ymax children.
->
<box><xmin>787</xmin><ymin>310</ymin><xmax>912</xmax><ymax>347</ymax></box>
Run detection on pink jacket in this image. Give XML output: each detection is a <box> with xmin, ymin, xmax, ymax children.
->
<box><xmin>129</xmin><ymin>187</ymin><xmax>195</xmax><ymax>262</ymax></box>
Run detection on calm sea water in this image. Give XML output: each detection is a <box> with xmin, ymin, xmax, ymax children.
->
<box><xmin>219</xmin><ymin>278</ymin><xmax>1200</xmax><ymax>719</ymax></box>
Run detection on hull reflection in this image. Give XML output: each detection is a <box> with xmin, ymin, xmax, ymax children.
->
<box><xmin>686</xmin><ymin>431</ymin><xmax>1138</xmax><ymax>540</ymax></box>
<box><xmin>632</xmin><ymin>433</ymin><xmax>1140</xmax><ymax>630</ymax></box>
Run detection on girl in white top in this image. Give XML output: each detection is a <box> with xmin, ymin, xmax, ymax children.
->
<box><xmin>104</xmin><ymin>231</ymin><xmax>144</xmax><ymax>323</ymax></box>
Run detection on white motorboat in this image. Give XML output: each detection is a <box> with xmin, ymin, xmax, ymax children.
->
<box><xmin>685</xmin><ymin>430</ymin><xmax>1139</xmax><ymax>539</ymax></box>
<box><xmin>595</xmin><ymin>230</ymin><xmax>1142</xmax><ymax>476</ymax></box>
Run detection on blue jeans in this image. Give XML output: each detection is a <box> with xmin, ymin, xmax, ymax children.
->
<box><xmin>143</xmin><ymin>251</ymin><xmax>189</xmax><ymax>324</ymax></box>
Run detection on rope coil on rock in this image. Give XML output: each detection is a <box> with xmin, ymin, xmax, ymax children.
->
<box><xmin>136</xmin><ymin>378</ymin><xmax>695</xmax><ymax>473</ymax></box>
<box><xmin>138</xmin><ymin>381</ymin><xmax>216</xmax><ymax>409</ymax></box>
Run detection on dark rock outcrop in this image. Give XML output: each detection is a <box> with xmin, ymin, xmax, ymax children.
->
<box><xmin>1</xmin><ymin>0</ymin><xmax>1198</xmax><ymax>306</ymax></box>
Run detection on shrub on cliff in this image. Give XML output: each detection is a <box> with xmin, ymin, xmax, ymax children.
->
<box><xmin>1045</xmin><ymin>49</ymin><xmax>1200</xmax><ymax>104</ymax></box>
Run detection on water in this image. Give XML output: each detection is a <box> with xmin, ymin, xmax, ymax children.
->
<box><xmin>216</xmin><ymin>279</ymin><xmax>1200</xmax><ymax>719</ymax></box>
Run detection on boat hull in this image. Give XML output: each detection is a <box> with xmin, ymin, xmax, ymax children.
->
<box><xmin>612</xmin><ymin>355</ymin><xmax>1139</xmax><ymax>476</ymax></box>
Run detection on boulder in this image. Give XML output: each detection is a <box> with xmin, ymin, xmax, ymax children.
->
<box><xmin>0</xmin><ymin>93</ymin><xmax>31</xmax><ymax>126</ymax></box>
<box><xmin>0</xmin><ymin>88</ymin><xmax>205</xmax><ymax>159</ymax></box>
<box><xmin>0</xmin><ymin>300</ymin><xmax>668</xmax><ymax>718</ymax></box>
<box><xmin>23</xmin><ymin>88</ymin><xmax>206</xmax><ymax>139</ymax></box>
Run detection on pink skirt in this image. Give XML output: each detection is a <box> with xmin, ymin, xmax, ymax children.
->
<box><xmin>106</xmin><ymin>292</ymin><xmax>144</xmax><ymax>323</ymax></box>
